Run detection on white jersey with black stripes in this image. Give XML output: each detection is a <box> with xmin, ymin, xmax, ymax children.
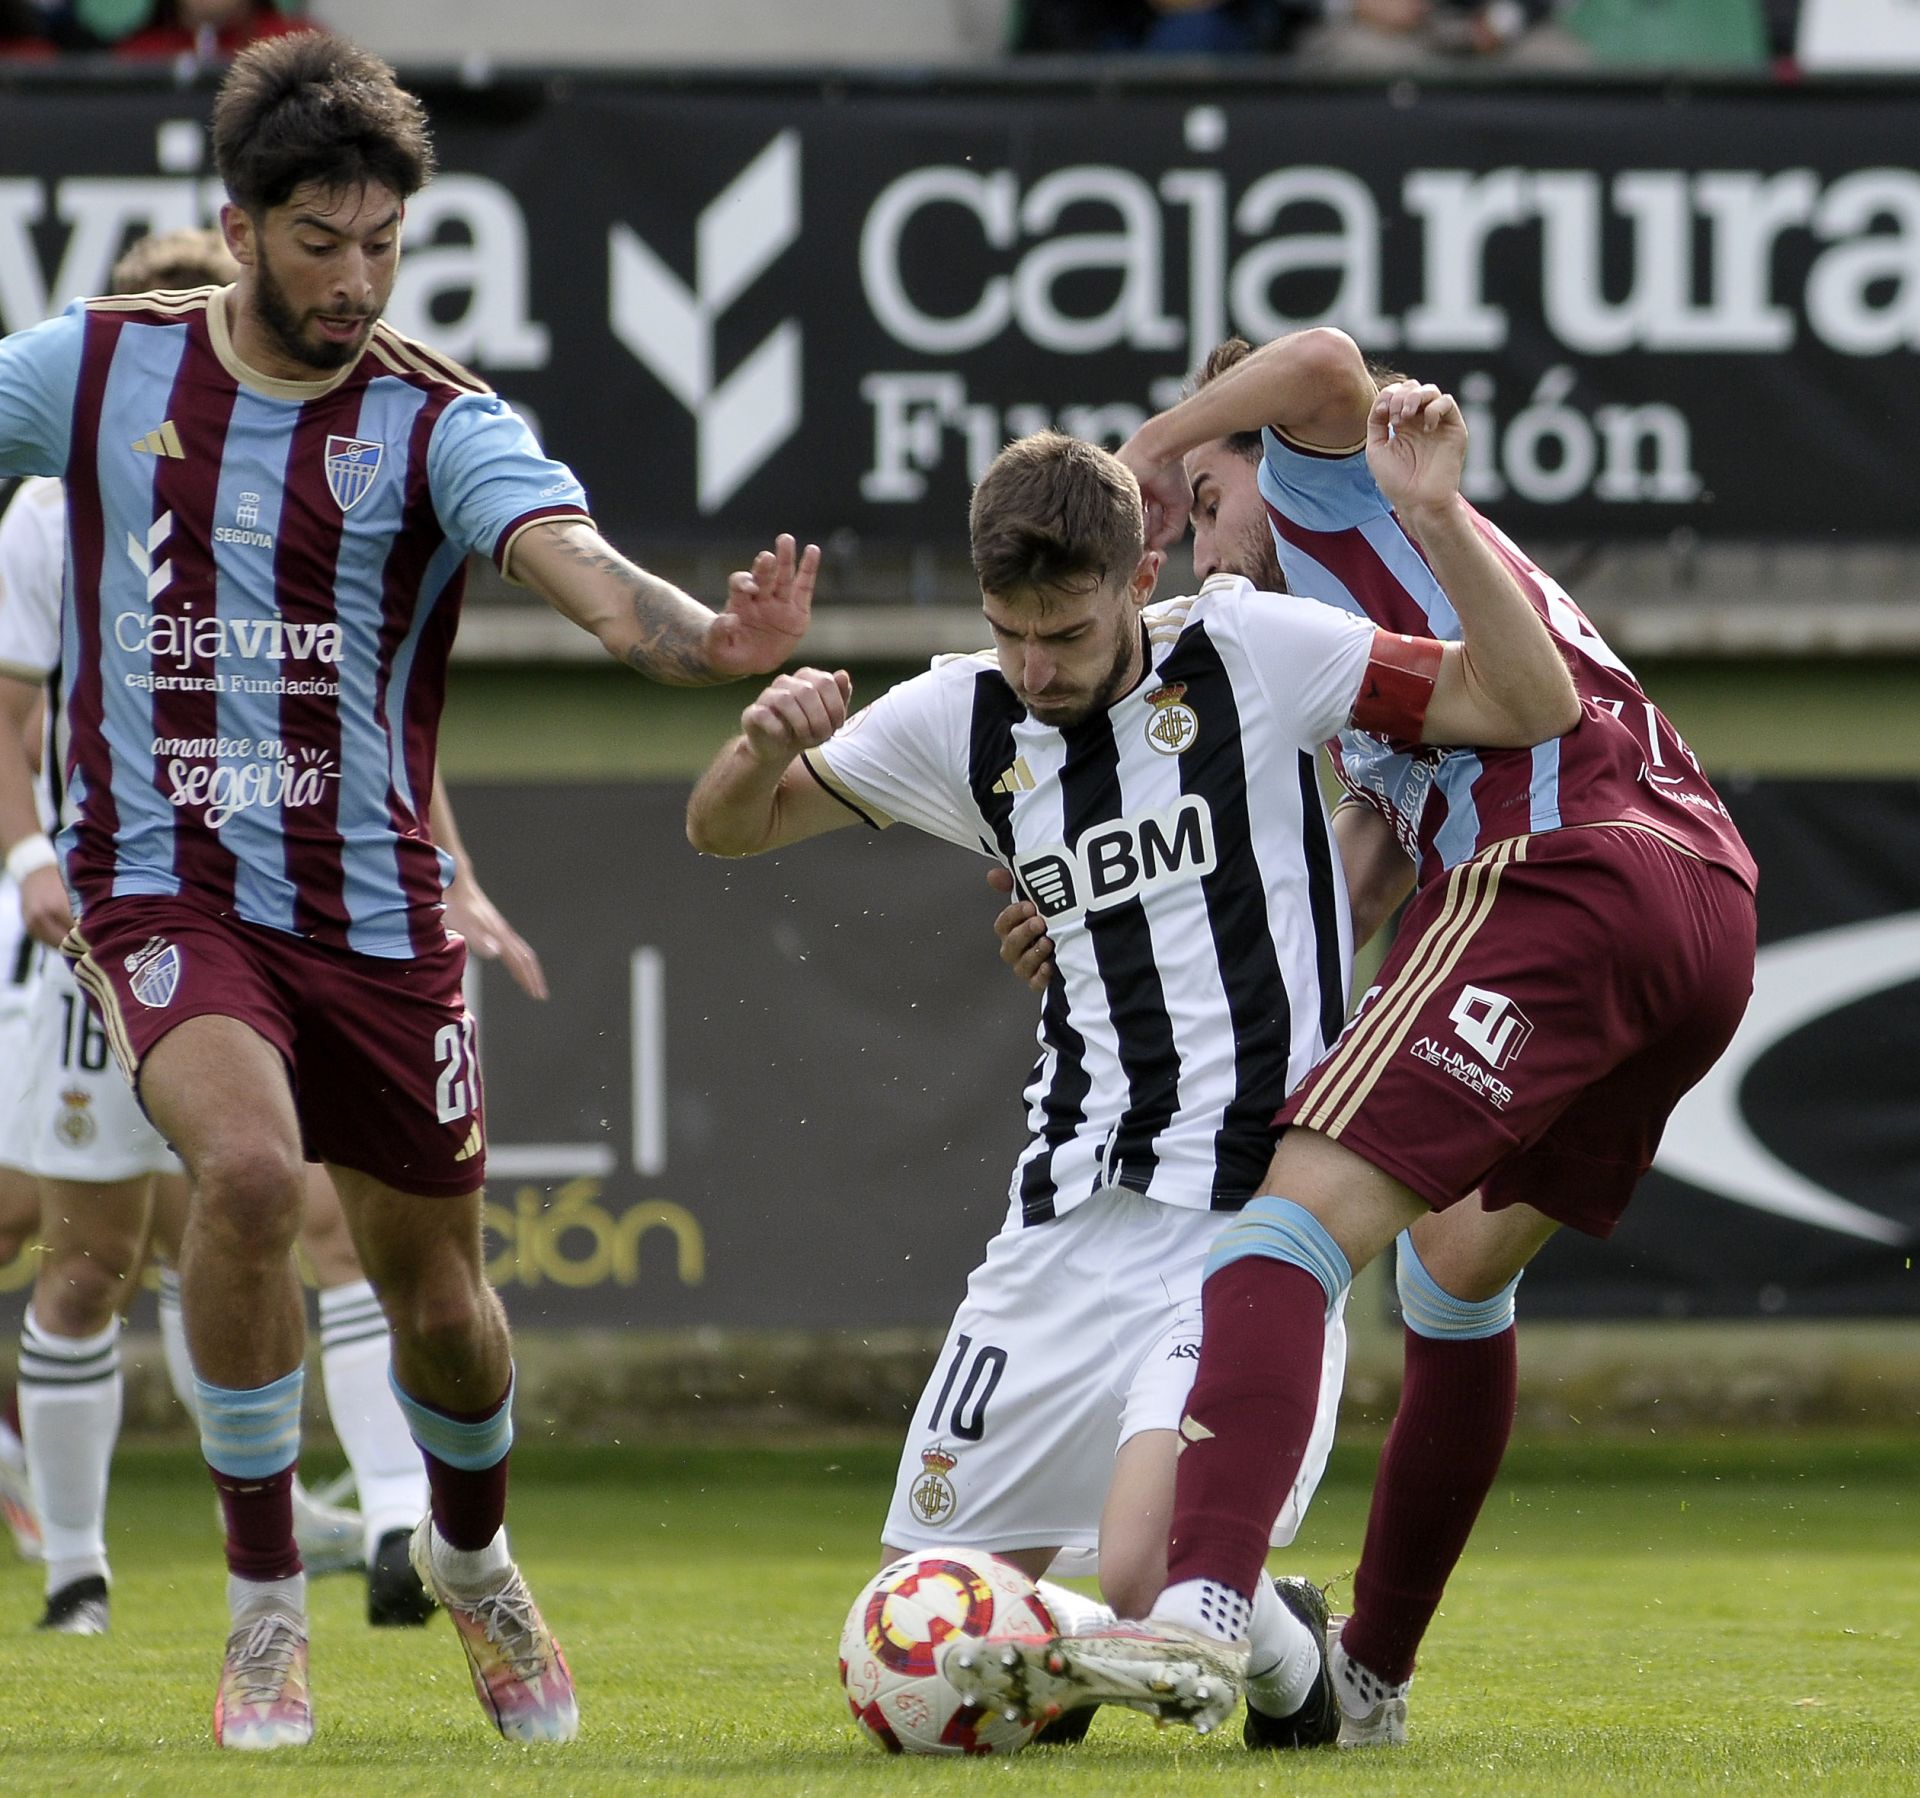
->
<box><xmin>809</xmin><ymin>574</ymin><xmax>1371</xmax><ymax>1228</ymax></box>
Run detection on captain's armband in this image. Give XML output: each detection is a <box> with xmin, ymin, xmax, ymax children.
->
<box><xmin>1350</xmin><ymin>630</ymin><xmax>1444</xmax><ymax>738</ymax></box>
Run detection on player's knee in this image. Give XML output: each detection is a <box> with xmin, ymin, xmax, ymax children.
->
<box><xmin>1203</xmin><ymin>1195</ymin><xmax>1352</xmax><ymax>1311</ymax></box>
<box><xmin>190</xmin><ymin>1138</ymin><xmax>305</xmax><ymax>1251</ymax></box>
<box><xmin>1395</xmin><ymin>1230</ymin><xmax>1520</xmax><ymax>1337</ymax></box>
<box><xmin>31</xmin><ymin>1247</ymin><xmax>136</xmax><ymax>1334</ymax></box>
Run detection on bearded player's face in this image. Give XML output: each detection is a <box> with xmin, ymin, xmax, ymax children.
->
<box><xmin>229</xmin><ymin>180</ymin><xmax>402</xmax><ymax>378</ymax></box>
<box><xmin>983</xmin><ymin>566</ymin><xmax>1150</xmax><ymax>730</ymax></box>
<box><xmin>1185</xmin><ymin>440</ymin><xmax>1286</xmax><ymax>595</ymax></box>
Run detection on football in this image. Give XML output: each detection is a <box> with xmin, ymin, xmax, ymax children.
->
<box><xmin>837</xmin><ymin>1548</ymin><xmax>1057</xmax><ymax>1755</ymax></box>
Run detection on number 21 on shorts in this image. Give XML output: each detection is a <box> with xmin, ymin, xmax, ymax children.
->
<box><xmin>433</xmin><ymin>1016</ymin><xmax>480</xmax><ymax>1124</ymax></box>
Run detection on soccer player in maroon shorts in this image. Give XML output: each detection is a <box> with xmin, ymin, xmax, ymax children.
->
<box><xmin>959</xmin><ymin>331</ymin><xmax>1756</xmax><ymax>1741</ymax></box>
<box><xmin>0</xmin><ymin>36</ymin><xmax>815</xmax><ymax>1750</ymax></box>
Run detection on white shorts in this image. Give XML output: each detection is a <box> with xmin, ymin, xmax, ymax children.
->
<box><xmin>0</xmin><ymin>877</ymin><xmax>45</xmax><ymax>1174</ymax></box>
<box><xmin>13</xmin><ymin>953</ymin><xmax>180</xmax><ymax>1184</ymax></box>
<box><xmin>881</xmin><ymin>1187</ymin><xmax>1346</xmax><ymax>1576</ymax></box>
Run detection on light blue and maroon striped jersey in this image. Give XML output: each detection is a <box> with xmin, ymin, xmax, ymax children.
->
<box><xmin>0</xmin><ymin>286</ymin><xmax>592</xmax><ymax>957</ymax></box>
<box><xmin>1259</xmin><ymin>430</ymin><xmax>1756</xmax><ymax>894</ymax></box>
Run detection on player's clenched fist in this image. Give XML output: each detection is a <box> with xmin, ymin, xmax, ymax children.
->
<box><xmin>739</xmin><ymin>667</ymin><xmax>854</xmax><ymax>764</ymax></box>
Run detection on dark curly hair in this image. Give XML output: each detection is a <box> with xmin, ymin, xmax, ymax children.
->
<box><xmin>212</xmin><ymin>33</ymin><xmax>435</xmax><ymax>214</ymax></box>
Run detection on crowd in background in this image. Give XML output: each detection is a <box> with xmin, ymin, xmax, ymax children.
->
<box><xmin>0</xmin><ymin>0</ymin><xmax>1879</xmax><ymax>70</ymax></box>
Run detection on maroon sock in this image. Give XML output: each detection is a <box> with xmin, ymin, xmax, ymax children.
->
<box><xmin>1165</xmin><ymin>1258</ymin><xmax>1331</xmax><ymax>1600</ymax></box>
<box><xmin>210</xmin><ymin>1465</ymin><xmax>301</xmax><ymax>1582</ymax></box>
<box><xmin>1341</xmin><ymin>1324</ymin><xmax>1518</xmax><ymax>1685</ymax></box>
<box><xmin>417</xmin><ymin>1384</ymin><xmax>512</xmax><ymax>1551</ymax></box>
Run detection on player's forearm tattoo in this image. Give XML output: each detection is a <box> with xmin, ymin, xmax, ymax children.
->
<box><xmin>548</xmin><ymin>530</ymin><xmax>723</xmax><ymax>685</ymax></box>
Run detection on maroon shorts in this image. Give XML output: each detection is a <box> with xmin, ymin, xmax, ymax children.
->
<box><xmin>67</xmin><ymin>894</ymin><xmax>484</xmax><ymax>1197</ymax></box>
<box><xmin>1277</xmin><ymin>825</ymin><xmax>1756</xmax><ymax>1237</ymax></box>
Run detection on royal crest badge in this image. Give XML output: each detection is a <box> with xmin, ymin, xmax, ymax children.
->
<box><xmin>908</xmin><ymin>1444</ymin><xmax>958</xmax><ymax>1526</ymax></box>
<box><xmin>1143</xmin><ymin>681</ymin><xmax>1199</xmax><ymax>755</ymax></box>
<box><xmin>57</xmin><ymin>1088</ymin><xmax>96</xmax><ymax>1148</ymax></box>
<box><xmin>323</xmin><ymin>436</ymin><xmax>383</xmax><ymax>512</ymax></box>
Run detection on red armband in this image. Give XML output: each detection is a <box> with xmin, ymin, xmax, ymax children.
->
<box><xmin>1350</xmin><ymin>630</ymin><xmax>1444</xmax><ymax>737</ymax></box>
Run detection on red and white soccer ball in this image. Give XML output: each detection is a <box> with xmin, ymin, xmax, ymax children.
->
<box><xmin>838</xmin><ymin>1548</ymin><xmax>1057</xmax><ymax>1755</ymax></box>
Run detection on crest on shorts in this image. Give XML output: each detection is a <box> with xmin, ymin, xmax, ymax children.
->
<box><xmin>323</xmin><ymin>436</ymin><xmax>383</xmax><ymax>512</ymax></box>
<box><xmin>1143</xmin><ymin>682</ymin><xmax>1199</xmax><ymax>756</ymax></box>
<box><xmin>908</xmin><ymin>1443</ymin><xmax>958</xmax><ymax>1526</ymax></box>
<box><xmin>126</xmin><ymin>939</ymin><xmax>182</xmax><ymax>1009</ymax></box>
<box><xmin>57</xmin><ymin>1087</ymin><xmax>96</xmax><ymax>1148</ymax></box>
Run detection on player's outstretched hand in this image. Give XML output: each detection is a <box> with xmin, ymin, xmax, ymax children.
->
<box><xmin>986</xmin><ymin>863</ymin><xmax>1054</xmax><ymax>994</ymax></box>
<box><xmin>19</xmin><ymin>863</ymin><xmax>73</xmax><ymax>949</ymax></box>
<box><xmin>444</xmin><ymin>871</ymin><xmax>549</xmax><ymax>1000</ymax></box>
<box><xmin>708</xmin><ymin>534</ymin><xmax>820</xmax><ymax>679</ymax></box>
<box><xmin>1366</xmin><ymin>381</ymin><xmax>1467</xmax><ymax>517</ymax></box>
<box><xmin>1116</xmin><ymin>433</ymin><xmax>1191</xmax><ymax>553</ymax></box>
<box><xmin>740</xmin><ymin>667</ymin><xmax>852</xmax><ymax>765</ymax></box>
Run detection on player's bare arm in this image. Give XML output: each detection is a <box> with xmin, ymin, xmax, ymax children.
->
<box><xmin>1118</xmin><ymin>328</ymin><xmax>1377</xmax><ymax>547</ymax></box>
<box><xmin>1333</xmin><ymin>801</ymin><xmax>1417</xmax><ymax>948</ymax></box>
<box><xmin>686</xmin><ymin>667</ymin><xmax>862</xmax><ymax>857</ymax></box>
<box><xmin>0</xmin><ymin>668</ymin><xmax>67</xmax><ymax>947</ymax></box>
<box><xmin>1366</xmin><ymin>383</ymin><xmax>1580</xmax><ymax>749</ymax></box>
<box><xmin>430</xmin><ymin>769</ymin><xmax>549</xmax><ymax>1001</ymax></box>
<box><xmin>512</xmin><ymin>521</ymin><xmax>819</xmax><ymax>686</ymax></box>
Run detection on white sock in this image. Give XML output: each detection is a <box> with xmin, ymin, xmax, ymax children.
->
<box><xmin>1245</xmin><ymin>1577</ymin><xmax>1322</xmax><ymax>1717</ymax></box>
<box><xmin>229</xmin><ymin>1570</ymin><xmax>306</xmax><ymax>1626</ymax></box>
<box><xmin>18</xmin><ymin>1311</ymin><xmax>121</xmax><ymax>1594</ymax></box>
<box><xmin>156</xmin><ymin>1267</ymin><xmax>199</xmax><ymax>1424</ymax></box>
<box><xmin>317</xmin><ymin>1281</ymin><xmax>427</xmax><ymax>1558</ymax></box>
<box><xmin>1331</xmin><ymin>1633</ymin><xmax>1412</xmax><ymax>1716</ymax></box>
<box><xmin>1036</xmin><ymin>1579</ymin><xmax>1116</xmax><ymax>1636</ymax></box>
<box><xmin>1149</xmin><ymin>1576</ymin><xmax>1254</xmax><ymax>1646</ymax></box>
<box><xmin>429</xmin><ymin>1521</ymin><xmax>511</xmax><ymax>1597</ymax></box>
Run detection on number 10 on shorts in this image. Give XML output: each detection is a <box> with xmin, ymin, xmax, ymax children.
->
<box><xmin>434</xmin><ymin>1016</ymin><xmax>480</xmax><ymax>1124</ymax></box>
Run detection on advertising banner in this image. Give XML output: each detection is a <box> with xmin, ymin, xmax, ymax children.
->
<box><xmin>2</xmin><ymin>74</ymin><xmax>1917</xmax><ymax>547</ymax></box>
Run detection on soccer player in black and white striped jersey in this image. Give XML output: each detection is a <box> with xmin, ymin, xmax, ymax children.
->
<box><xmin>689</xmin><ymin>410</ymin><xmax>1577</xmax><ymax>1748</ymax></box>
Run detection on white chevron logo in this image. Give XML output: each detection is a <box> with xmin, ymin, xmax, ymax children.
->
<box><xmin>608</xmin><ymin>130</ymin><xmax>802</xmax><ymax>514</ymax></box>
<box><xmin>125</xmin><ymin>511</ymin><xmax>173</xmax><ymax>602</ymax></box>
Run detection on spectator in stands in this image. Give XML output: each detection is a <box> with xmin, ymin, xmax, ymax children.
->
<box><xmin>1012</xmin><ymin>0</ymin><xmax>1297</xmax><ymax>53</ymax></box>
<box><xmin>1287</xmin><ymin>0</ymin><xmax>1591</xmax><ymax>67</ymax></box>
<box><xmin>0</xmin><ymin>0</ymin><xmax>54</xmax><ymax>56</ymax></box>
<box><xmin>112</xmin><ymin>0</ymin><xmax>310</xmax><ymax>59</ymax></box>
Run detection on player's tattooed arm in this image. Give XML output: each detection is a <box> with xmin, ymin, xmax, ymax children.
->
<box><xmin>512</xmin><ymin>521</ymin><xmax>819</xmax><ymax>685</ymax></box>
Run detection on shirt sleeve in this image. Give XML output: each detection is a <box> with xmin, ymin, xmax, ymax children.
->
<box><xmin>0</xmin><ymin>309</ymin><xmax>85</xmax><ymax>480</ymax></box>
<box><xmin>1257</xmin><ymin>425</ymin><xmax>1389</xmax><ymax>535</ymax></box>
<box><xmin>0</xmin><ymin>477</ymin><xmax>65</xmax><ymax>680</ymax></box>
<box><xmin>425</xmin><ymin>391</ymin><xmax>594</xmax><ymax>579</ymax></box>
<box><xmin>1211</xmin><ymin>582</ymin><xmax>1377</xmax><ymax>750</ymax></box>
<box><xmin>803</xmin><ymin>664</ymin><xmax>990</xmax><ymax>855</ymax></box>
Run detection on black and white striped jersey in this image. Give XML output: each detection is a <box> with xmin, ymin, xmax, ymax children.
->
<box><xmin>806</xmin><ymin>574</ymin><xmax>1373</xmax><ymax>1227</ymax></box>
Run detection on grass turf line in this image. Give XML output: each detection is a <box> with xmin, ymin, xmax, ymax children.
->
<box><xmin>0</xmin><ymin>1438</ymin><xmax>1913</xmax><ymax>1794</ymax></box>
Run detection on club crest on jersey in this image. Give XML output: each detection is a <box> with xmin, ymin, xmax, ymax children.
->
<box><xmin>1142</xmin><ymin>682</ymin><xmax>1199</xmax><ymax>756</ymax></box>
<box><xmin>323</xmin><ymin>436</ymin><xmax>383</xmax><ymax>512</ymax></box>
<box><xmin>124</xmin><ymin>938</ymin><xmax>182</xmax><ymax>1009</ymax></box>
<box><xmin>57</xmin><ymin>1088</ymin><xmax>97</xmax><ymax>1148</ymax></box>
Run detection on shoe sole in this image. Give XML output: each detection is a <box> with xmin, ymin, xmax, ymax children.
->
<box><xmin>943</xmin><ymin>1634</ymin><xmax>1241</xmax><ymax>1734</ymax></box>
<box><xmin>1337</xmin><ymin>1697</ymin><xmax>1409</xmax><ymax>1748</ymax></box>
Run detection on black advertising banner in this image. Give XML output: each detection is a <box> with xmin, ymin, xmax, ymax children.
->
<box><xmin>1526</xmin><ymin>778</ymin><xmax>1920</xmax><ymax>1319</ymax></box>
<box><xmin>0</xmin><ymin>778</ymin><xmax>1914</xmax><ymax>1329</ymax></box>
<box><xmin>0</xmin><ymin>73</ymin><xmax>1917</xmax><ymax>545</ymax></box>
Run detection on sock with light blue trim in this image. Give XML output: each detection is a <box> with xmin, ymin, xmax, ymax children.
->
<box><xmin>390</xmin><ymin>1367</ymin><xmax>513</xmax><ymax>1555</ymax></box>
<box><xmin>197</xmin><ymin>1366</ymin><xmax>304</xmax><ymax>1584</ymax></box>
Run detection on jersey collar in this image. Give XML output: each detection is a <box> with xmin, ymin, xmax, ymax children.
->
<box><xmin>207</xmin><ymin>285</ymin><xmax>366</xmax><ymax>401</ymax></box>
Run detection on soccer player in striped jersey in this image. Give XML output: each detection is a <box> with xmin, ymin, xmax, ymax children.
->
<box><xmin>968</xmin><ymin>332</ymin><xmax>1756</xmax><ymax>1741</ymax></box>
<box><xmin>689</xmin><ymin>415</ymin><xmax>1576</xmax><ymax>1748</ymax></box>
<box><xmin>0</xmin><ymin>36</ymin><xmax>813</xmax><ymax>1750</ymax></box>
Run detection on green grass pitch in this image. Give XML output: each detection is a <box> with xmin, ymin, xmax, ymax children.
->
<box><xmin>0</xmin><ymin>1435</ymin><xmax>1914</xmax><ymax>1794</ymax></box>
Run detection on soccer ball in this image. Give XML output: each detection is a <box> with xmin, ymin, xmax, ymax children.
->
<box><xmin>837</xmin><ymin>1548</ymin><xmax>1057</xmax><ymax>1755</ymax></box>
